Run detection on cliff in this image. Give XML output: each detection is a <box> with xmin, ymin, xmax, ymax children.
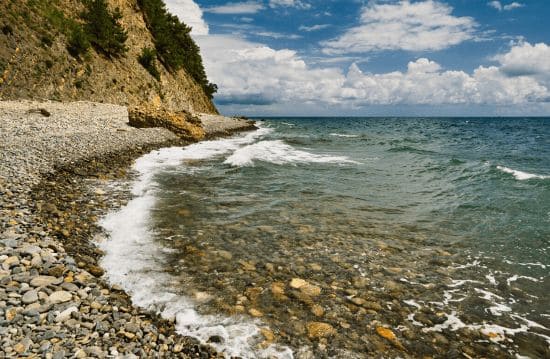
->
<box><xmin>0</xmin><ymin>0</ymin><xmax>218</xmax><ymax>114</ymax></box>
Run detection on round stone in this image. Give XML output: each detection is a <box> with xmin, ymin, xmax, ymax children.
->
<box><xmin>30</xmin><ymin>276</ymin><xmax>58</xmax><ymax>287</ymax></box>
<box><xmin>21</xmin><ymin>290</ymin><xmax>38</xmax><ymax>304</ymax></box>
<box><xmin>47</xmin><ymin>291</ymin><xmax>72</xmax><ymax>304</ymax></box>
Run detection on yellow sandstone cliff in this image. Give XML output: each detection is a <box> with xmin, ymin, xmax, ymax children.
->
<box><xmin>0</xmin><ymin>0</ymin><xmax>218</xmax><ymax>115</ymax></box>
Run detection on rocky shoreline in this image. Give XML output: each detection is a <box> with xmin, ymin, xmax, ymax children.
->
<box><xmin>0</xmin><ymin>101</ymin><xmax>254</xmax><ymax>358</ymax></box>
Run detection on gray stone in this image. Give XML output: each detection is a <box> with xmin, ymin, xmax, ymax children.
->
<box><xmin>30</xmin><ymin>276</ymin><xmax>59</xmax><ymax>287</ymax></box>
<box><xmin>20</xmin><ymin>245</ymin><xmax>41</xmax><ymax>256</ymax></box>
<box><xmin>55</xmin><ymin>306</ymin><xmax>78</xmax><ymax>322</ymax></box>
<box><xmin>39</xmin><ymin>341</ymin><xmax>51</xmax><ymax>353</ymax></box>
<box><xmin>22</xmin><ymin>309</ymin><xmax>39</xmax><ymax>317</ymax></box>
<box><xmin>125</xmin><ymin>322</ymin><xmax>140</xmax><ymax>333</ymax></box>
<box><xmin>21</xmin><ymin>290</ymin><xmax>38</xmax><ymax>304</ymax></box>
<box><xmin>47</xmin><ymin>291</ymin><xmax>72</xmax><ymax>304</ymax></box>
<box><xmin>60</xmin><ymin>282</ymin><xmax>79</xmax><ymax>292</ymax></box>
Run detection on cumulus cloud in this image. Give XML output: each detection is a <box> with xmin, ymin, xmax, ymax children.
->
<box><xmin>204</xmin><ymin>1</ymin><xmax>264</xmax><ymax>15</ymax></box>
<box><xmin>495</xmin><ymin>42</ymin><xmax>550</xmax><ymax>87</ymax></box>
<box><xmin>164</xmin><ymin>0</ymin><xmax>548</xmax><ymax>113</ymax></box>
<box><xmin>341</xmin><ymin>58</ymin><xmax>548</xmax><ymax>105</ymax></box>
<box><xmin>488</xmin><ymin>1</ymin><xmax>525</xmax><ymax>11</ymax></box>
<box><xmin>269</xmin><ymin>0</ymin><xmax>311</xmax><ymax>9</ymax></box>
<box><xmin>322</xmin><ymin>0</ymin><xmax>476</xmax><ymax>54</ymax></box>
<box><xmin>164</xmin><ymin>0</ymin><xmax>209</xmax><ymax>35</ymax></box>
<box><xmin>195</xmin><ymin>35</ymin><xmax>344</xmax><ymax>105</ymax></box>
<box><xmin>196</xmin><ymin>35</ymin><xmax>549</xmax><ymax>108</ymax></box>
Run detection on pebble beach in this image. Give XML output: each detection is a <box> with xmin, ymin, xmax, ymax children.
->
<box><xmin>0</xmin><ymin>101</ymin><xmax>253</xmax><ymax>358</ymax></box>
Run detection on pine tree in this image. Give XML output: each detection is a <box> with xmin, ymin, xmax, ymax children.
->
<box><xmin>137</xmin><ymin>0</ymin><xmax>217</xmax><ymax>98</ymax></box>
<box><xmin>82</xmin><ymin>0</ymin><xmax>128</xmax><ymax>58</ymax></box>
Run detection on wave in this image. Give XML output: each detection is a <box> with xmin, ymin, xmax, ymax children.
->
<box><xmin>99</xmin><ymin>126</ymin><xmax>293</xmax><ymax>358</ymax></box>
<box><xmin>330</xmin><ymin>133</ymin><xmax>359</xmax><ymax>138</ymax></box>
<box><xmin>387</xmin><ymin>145</ymin><xmax>436</xmax><ymax>155</ymax></box>
<box><xmin>496</xmin><ymin>166</ymin><xmax>549</xmax><ymax>180</ymax></box>
<box><xmin>224</xmin><ymin>140</ymin><xmax>359</xmax><ymax>167</ymax></box>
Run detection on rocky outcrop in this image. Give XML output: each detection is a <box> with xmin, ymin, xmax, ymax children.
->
<box><xmin>0</xmin><ymin>0</ymin><xmax>217</xmax><ymax>114</ymax></box>
<box><xmin>128</xmin><ymin>106</ymin><xmax>205</xmax><ymax>141</ymax></box>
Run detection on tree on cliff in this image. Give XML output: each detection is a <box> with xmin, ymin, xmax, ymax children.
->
<box><xmin>137</xmin><ymin>0</ymin><xmax>217</xmax><ymax>99</ymax></box>
<box><xmin>82</xmin><ymin>0</ymin><xmax>128</xmax><ymax>58</ymax></box>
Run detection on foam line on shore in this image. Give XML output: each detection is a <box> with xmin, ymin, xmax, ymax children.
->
<box><xmin>99</xmin><ymin>126</ymin><xmax>294</xmax><ymax>358</ymax></box>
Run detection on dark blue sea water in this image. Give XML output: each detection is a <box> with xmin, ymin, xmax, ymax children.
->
<box><xmin>101</xmin><ymin>117</ymin><xmax>550</xmax><ymax>358</ymax></box>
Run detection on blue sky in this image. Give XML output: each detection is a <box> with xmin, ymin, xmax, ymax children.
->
<box><xmin>165</xmin><ymin>1</ymin><xmax>550</xmax><ymax>116</ymax></box>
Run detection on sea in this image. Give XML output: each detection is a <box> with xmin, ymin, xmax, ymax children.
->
<box><xmin>98</xmin><ymin>117</ymin><xmax>549</xmax><ymax>358</ymax></box>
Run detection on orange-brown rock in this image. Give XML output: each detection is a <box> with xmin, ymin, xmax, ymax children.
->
<box><xmin>306</xmin><ymin>322</ymin><xmax>336</xmax><ymax>339</ymax></box>
<box><xmin>376</xmin><ymin>326</ymin><xmax>406</xmax><ymax>351</ymax></box>
<box><xmin>128</xmin><ymin>106</ymin><xmax>205</xmax><ymax>141</ymax></box>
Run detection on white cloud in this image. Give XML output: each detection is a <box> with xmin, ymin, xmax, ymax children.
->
<box><xmin>196</xmin><ymin>35</ymin><xmax>549</xmax><ymax>109</ymax></box>
<box><xmin>341</xmin><ymin>58</ymin><xmax>548</xmax><ymax>105</ymax></box>
<box><xmin>299</xmin><ymin>24</ymin><xmax>330</xmax><ymax>32</ymax></box>
<box><xmin>495</xmin><ymin>42</ymin><xmax>550</xmax><ymax>87</ymax></box>
<box><xmin>195</xmin><ymin>35</ymin><xmax>344</xmax><ymax>105</ymax></box>
<box><xmin>322</xmin><ymin>0</ymin><xmax>476</xmax><ymax>54</ymax></box>
<box><xmin>204</xmin><ymin>1</ymin><xmax>264</xmax><ymax>15</ymax></box>
<box><xmin>488</xmin><ymin>1</ymin><xmax>503</xmax><ymax>11</ymax></box>
<box><xmin>164</xmin><ymin>1</ymin><xmax>549</xmax><ymax>114</ymax></box>
<box><xmin>269</xmin><ymin>0</ymin><xmax>311</xmax><ymax>10</ymax></box>
<box><xmin>488</xmin><ymin>1</ymin><xmax>525</xmax><ymax>11</ymax></box>
<box><xmin>164</xmin><ymin>0</ymin><xmax>209</xmax><ymax>35</ymax></box>
<box><xmin>255</xmin><ymin>31</ymin><xmax>302</xmax><ymax>40</ymax></box>
<box><xmin>504</xmin><ymin>2</ymin><xmax>524</xmax><ymax>10</ymax></box>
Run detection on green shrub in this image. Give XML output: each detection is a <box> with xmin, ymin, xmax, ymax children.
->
<box><xmin>81</xmin><ymin>0</ymin><xmax>128</xmax><ymax>58</ymax></box>
<box><xmin>44</xmin><ymin>59</ymin><xmax>54</xmax><ymax>69</ymax></box>
<box><xmin>67</xmin><ymin>26</ymin><xmax>90</xmax><ymax>58</ymax></box>
<box><xmin>137</xmin><ymin>0</ymin><xmax>217</xmax><ymax>98</ymax></box>
<box><xmin>1</xmin><ymin>24</ymin><xmax>13</xmax><ymax>35</ymax></box>
<box><xmin>138</xmin><ymin>47</ymin><xmax>160</xmax><ymax>80</ymax></box>
<box><xmin>203</xmin><ymin>82</ymin><xmax>218</xmax><ymax>99</ymax></box>
<box><xmin>41</xmin><ymin>34</ymin><xmax>53</xmax><ymax>47</ymax></box>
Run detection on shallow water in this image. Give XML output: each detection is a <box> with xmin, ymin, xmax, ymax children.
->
<box><xmin>100</xmin><ymin>118</ymin><xmax>550</xmax><ymax>358</ymax></box>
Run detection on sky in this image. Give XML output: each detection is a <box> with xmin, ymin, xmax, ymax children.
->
<box><xmin>164</xmin><ymin>0</ymin><xmax>550</xmax><ymax>116</ymax></box>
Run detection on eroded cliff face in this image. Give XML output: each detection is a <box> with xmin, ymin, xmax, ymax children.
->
<box><xmin>0</xmin><ymin>0</ymin><xmax>218</xmax><ymax>114</ymax></box>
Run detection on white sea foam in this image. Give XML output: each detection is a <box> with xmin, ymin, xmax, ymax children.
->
<box><xmin>99</xmin><ymin>126</ymin><xmax>294</xmax><ymax>358</ymax></box>
<box><xmin>407</xmin><ymin>313</ymin><xmax>424</xmax><ymax>327</ymax></box>
<box><xmin>416</xmin><ymin>278</ymin><xmax>550</xmax><ymax>346</ymax></box>
<box><xmin>330</xmin><ymin>133</ymin><xmax>359</xmax><ymax>138</ymax></box>
<box><xmin>486</xmin><ymin>274</ymin><xmax>497</xmax><ymax>285</ymax></box>
<box><xmin>403</xmin><ymin>299</ymin><xmax>422</xmax><ymax>309</ymax></box>
<box><xmin>497</xmin><ymin>166</ymin><xmax>549</xmax><ymax>180</ymax></box>
<box><xmin>447</xmin><ymin>279</ymin><xmax>483</xmax><ymax>287</ymax></box>
<box><xmin>421</xmin><ymin>311</ymin><xmax>544</xmax><ymax>343</ymax></box>
<box><xmin>503</xmin><ymin>259</ymin><xmax>547</xmax><ymax>269</ymax></box>
<box><xmin>506</xmin><ymin>274</ymin><xmax>540</xmax><ymax>286</ymax></box>
<box><xmin>224</xmin><ymin>140</ymin><xmax>358</xmax><ymax>167</ymax></box>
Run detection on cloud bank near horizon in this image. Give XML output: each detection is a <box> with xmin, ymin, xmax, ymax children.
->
<box><xmin>165</xmin><ymin>0</ymin><xmax>549</xmax><ymax>115</ymax></box>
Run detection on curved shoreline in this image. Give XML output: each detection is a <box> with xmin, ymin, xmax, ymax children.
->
<box><xmin>0</xmin><ymin>101</ymin><xmax>253</xmax><ymax>357</ymax></box>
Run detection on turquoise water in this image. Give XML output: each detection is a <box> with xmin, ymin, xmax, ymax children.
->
<box><xmin>102</xmin><ymin>118</ymin><xmax>550</xmax><ymax>358</ymax></box>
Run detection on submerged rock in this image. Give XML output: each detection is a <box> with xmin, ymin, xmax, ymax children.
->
<box><xmin>306</xmin><ymin>322</ymin><xmax>336</xmax><ymax>339</ymax></box>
